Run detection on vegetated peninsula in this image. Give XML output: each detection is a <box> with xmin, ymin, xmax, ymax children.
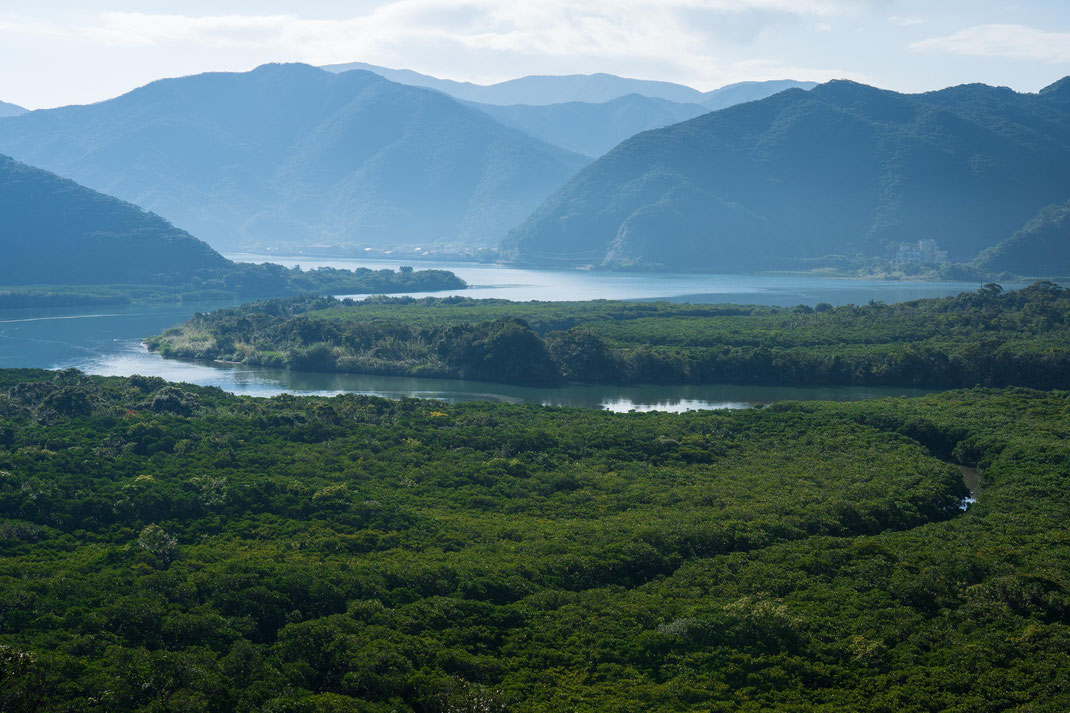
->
<box><xmin>503</xmin><ymin>76</ymin><xmax>1070</xmax><ymax>274</ymax></box>
<box><xmin>0</xmin><ymin>63</ymin><xmax>588</xmax><ymax>252</ymax></box>
<box><xmin>0</xmin><ymin>154</ymin><xmax>466</xmax><ymax>307</ymax></box>
<box><xmin>147</xmin><ymin>281</ymin><xmax>1070</xmax><ymax>389</ymax></box>
<box><xmin>0</xmin><ymin>368</ymin><xmax>1066</xmax><ymax>710</ymax></box>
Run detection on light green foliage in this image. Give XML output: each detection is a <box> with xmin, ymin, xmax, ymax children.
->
<box><xmin>149</xmin><ymin>281</ymin><xmax>1070</xmax><ymax>389</ymax></box>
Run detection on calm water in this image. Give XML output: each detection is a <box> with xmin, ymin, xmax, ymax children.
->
<box><xmin>233</xmin><ymin>254</ymin><xmax>1006</xmax><ymax>307</ymax></box>
<box><xmin>0</xmin><ymin>261</ymin><xmax>1001</xmax><ymax>410</ymax></box>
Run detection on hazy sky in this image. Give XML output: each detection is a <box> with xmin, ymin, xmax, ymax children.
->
<box><xmin>3</xmin><ymin>1</ymin><xmax>1070</xmax><ymax>109</ymax></box>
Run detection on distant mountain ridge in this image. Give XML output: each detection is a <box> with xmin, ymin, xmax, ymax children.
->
<box><xmin>321</xmin><ymin>62</ymin><xmax>816</xmax><ymax>109</ymax></box>
<box><xmin>465</xmin><ymin>94</ymin><xmax>709</xmax><ymax>157</ymax></box>
<box><xmin>0</xmin><ymin>100</ymin><xmax>25</xmax><ymax>118</ymax></box>
<box><xmin>504</xmin><ymin>77</ymin><xmax>1070</xmax><ymax>273</ymax></box>
<box><xmin>0</xmin><ymin>63</ymin><xmax>588</xmax><ymax>251</ymax></box>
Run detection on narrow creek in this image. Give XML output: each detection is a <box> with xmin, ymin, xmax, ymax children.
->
<box><xmin>954</xmin><ymin>463</ymin><xmax>980</xmax><ymax>508</ymax></box>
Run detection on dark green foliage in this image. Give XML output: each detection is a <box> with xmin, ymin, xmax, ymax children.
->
<box><xmin>0</xmin><ymin>370</ymin><xmax>1066</xmax><ymax>710</ymax></box>
<box><xmin>974</xmin><ymin>198</ymin><xmax>1070</xmax><ymax>277</ymax></box>
<box><xmin>149</xmin><ymin>282</ymin><xmax>1070</xmax><ymax>389</ymax></box>
<box><xmin>504</xmin><ymin>77</ymin><xmax>1070</xmax><ymax>271</ymax></box>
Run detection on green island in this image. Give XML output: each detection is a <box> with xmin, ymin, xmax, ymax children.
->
<box><xmin>147</xmin><ymin>281</ymin><xmax>1070</xmax><ymax>389</ymax></box>
<box><xmin>0</xmin><ymin>368</ymin><xmax>1067</xmax><ymax>711</ymax></box>
<box><xmin>0</xmin><ymin>265</ymin><xmax>466</xmax><ymax>309</ymax></box>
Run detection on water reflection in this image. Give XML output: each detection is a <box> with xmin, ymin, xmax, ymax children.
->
<box><xmin>0</xmin><ymin>260</ymin><xmax>1004</xmax><ymax>411</ymax></box>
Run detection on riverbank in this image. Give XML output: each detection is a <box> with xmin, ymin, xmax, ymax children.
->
<box><xmin>146</xmin><ymin>283</ymin><xmax>1070</xmax><ymax>391</ymax></box>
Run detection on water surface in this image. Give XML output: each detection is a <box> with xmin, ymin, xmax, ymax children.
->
<box><xmin>0</xmin><ymin>261</ymin><xmax>1001</xmax><ymax>410</ymax></box>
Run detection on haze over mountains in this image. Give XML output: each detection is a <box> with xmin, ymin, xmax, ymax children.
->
<box><xmin>322</xmin><ymin>62</ymin><xmax>816</xmax><ymax>108</ymax></box>
<box><xmin>0</xmin><ymin>153</ymin><xmax>226</xmax><ymax>285</ymax></box>
<box><xmin>0</xmin><ymin>63</ymin><xmax>587</xmax><ymax>251</ymax></box>
<box><xmin>320</xmin><ymin>64</ymin><xmax>817</xmax><ymax>158</ymax></box>
<box><xmin>505</xmin><ymin>77</ymin><xmax>1070</xmax><ymax>273</ymax></box>
<box><xmin>467</xmin><ymin>95</ymin><xmax>708</xmax><ymax>158</ymax></box>
<box><xmin>0</xmin><ymin>100</ymin><xmax>25</xmax><ymax>118</ymax></box>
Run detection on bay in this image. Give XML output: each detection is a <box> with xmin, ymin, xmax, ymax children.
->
<box><xmin>0</xmin><ymin>259</ymin><xmax>1008</xmax><ymax>410</ymax></box>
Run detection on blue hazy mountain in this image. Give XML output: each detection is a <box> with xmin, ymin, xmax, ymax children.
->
<box><xmin>466</xmin><ymin>94</ymin><xmax>708</xmax><ymax>157</ymax></box>
<box><xmin>974</xmin><ymin>199</ymin><xmax>1070</xmax><ymax>277</ymax></box>
<box><xmin>503</xmin><ymin>77</ymin><xmax>1070</xmax><ymax>272</ymax></box>
<box><xmin>701</xmin><ymin>79</ymin><xmax>819</xmax><ymax>111</ymax></box>
<box><xmin>322</xmin><ymin>62</ymin><xmax>815</xmax><ymax>109</ymax></box>
<box><xmin>0</xmin><ymin>64</ymin><xmax>587</xmax><ymax>250</ymax></box>
<box><xmin>0</xmin><ymin>100</ymin><xmax>25</xmax><ymax>118</ymax></box>
<box><xmin>0</xmin><ymin>153</ymin><xmax>226</xmax><ymax>285</ymax></box>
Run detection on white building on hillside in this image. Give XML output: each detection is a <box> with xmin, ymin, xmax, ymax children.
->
<box><xmin>896</xmin><ymin>239</ymin><xmax>949</xmax><ymax>265</ymax></box>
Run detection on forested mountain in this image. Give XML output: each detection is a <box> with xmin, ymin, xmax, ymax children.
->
<box><xmin>504</xmin><ymin>77</ymin><xmax>1070</xmax><ymax>272</ymax></box>
<box><xmin>0</xmin><ymin>153</ymin><xmax>227</xmax><ymax>285</ymax></box>
<box><xmin>974</xmin><ymin>199</ymin><xmax>1070</xmax><ymax>277</ymax></box>
<box><xmin>467</xmin><ymin>94</ymin><xmax>708</xmax><ymax>157</ymax></box>
<box><xmin>0</xmin><ymin>153</ymin><xmax>465</xmax><ymax>305</ymax></box>
<box><xmin>322</xmin><ymin>62</ymin><xmax>814</xmax><ymax>108</ymax></box>
<box><xmin>0</xmin><ymin>64</ymin><xmax>587</xmax><ymax>251</ymax></box>
<box><xmin>0</xmin><ymin>100</ymin><xmax>25</xmax><ymax>118</ymax></box>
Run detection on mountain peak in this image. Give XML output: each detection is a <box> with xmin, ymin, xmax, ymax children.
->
<box><xmin>0</xmin><ymin>99</ymin><xmax>26</xmax><ymax>118</ymax></box>
<box><xmin>1040</xmin><ymin>76</ymin><xmax>1070</xmax><ymax>96</ymax></box>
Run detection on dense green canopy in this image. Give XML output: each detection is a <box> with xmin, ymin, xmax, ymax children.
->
<box><xmin>149</xmin><ymin>281</ymin><xmax>1070</xmax><ymax>389</ymax></box>
<box><xmin>0</xmin><ymin>370</ymin><xmax>1067</xmax><ymax>711</ymax></box>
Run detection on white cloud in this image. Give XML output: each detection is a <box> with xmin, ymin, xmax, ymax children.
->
<box><xmin>889</xmin><ymin>16</ymin><xmax>924</xmax><ymax>27</ymax></box>
<box><xmin>910</xmin><ymin>24</ymin><xmax>1070</xmax><ymax>64</ymax></box>
<box><xmin>0</xmin><ymin>2</ymin><xmax>863</xmax><ymax>100</ymax></box>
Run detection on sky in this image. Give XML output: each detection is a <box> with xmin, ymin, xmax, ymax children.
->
<box><xmin>2</xmin><ymin>1</ymin><xmax>1069</xmax><ymax>109</ymax></box>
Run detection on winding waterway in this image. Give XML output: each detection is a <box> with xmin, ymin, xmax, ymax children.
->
<box><xmin>0</xmin><ymin>259</ymin><xmax>1012</xmax><ymax>411</ymax></box>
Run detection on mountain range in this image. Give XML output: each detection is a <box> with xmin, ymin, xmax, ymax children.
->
<box><xmin>0</xmin><ymin>153</ymin><xmax>226</xmax><ymax>285</ymax></box>
<box><xmin>0</xmin><ymin>100</ymin><xmax>25</xmax><ymax>118</ymax></box>
<box><xmin>504</xmin><ymin>77</ymin><xmax>1070</xmax><ymax>272</ymax></box>
<box><xmin>321</xmin><ymin>62</ymin><xmax>816</xmax><ymax>108</ymax></box>
<box><xmin>465</xmin><ymin>94</ymin><xmax>708</xmax><ymax>157</ymax></box>
<box><xmin>0</xmin><ymin>63</ymin><xmax>588</xmax><ymax>251</ymax></box>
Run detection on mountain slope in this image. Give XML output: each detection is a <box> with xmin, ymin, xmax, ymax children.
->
<box><xmin>504</xmin><ymin>78</ymin><xmax>1070</xmax><ymax>271</ymax></box>
<box><xmin>0</xmin><ymin>153</ymin><xmax>227</xmax><ymax>285</ymax></box>
<box><xmin>702</xmin><ymin>80</ymin><xmax>818</xmax><ymax>110</ymax></box>
<box><xmin>467</xmin><ymin>94</ymin><xmax>708</xmax><ymax>157</ymax></box>
<box><xmin>0</xmin><ymin>64</ymin><xmax>587</xmax><ymax>250</ymax></box>
<box><xmin>0</xmin><ymin>100</ymin><xmax>25</xmax><ymax>118</ymax></box>
<box><xmin>973</xmin><ymin>199</ymin><xmax>1070</xmax><ymax>276</ymax></box>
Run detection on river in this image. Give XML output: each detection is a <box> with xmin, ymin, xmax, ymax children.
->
<box><xmin>0</xmin><ymin>258</ymin><xmax>1009</xmax><ymax>411</ymax></box>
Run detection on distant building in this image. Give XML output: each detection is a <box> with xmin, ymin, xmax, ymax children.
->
<box><xmin>896</xmin><ymin>239</ymin><xmax>949</xmax><ymax>265</ymax></box>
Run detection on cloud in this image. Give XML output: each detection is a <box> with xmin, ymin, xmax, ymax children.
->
<box><xmin>0</xmin><ymin>2</ymin><xmax>861</xmax><ymax>92</ymax></box>
<box><xmin>910</xmin><ymin>24</ymin><xmax>1070</xmax><ymax>64</ymax></box>
<box><xmin>888</xmin><ymin>16</ymin><xmax>924</xmax><ymax>27</ymax></box>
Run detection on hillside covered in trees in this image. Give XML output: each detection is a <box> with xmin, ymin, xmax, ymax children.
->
<box><xmin>0</xmin><ymin>64</ymin><xmax>588</xmax><ymax>251</ymax></box>
<box><xmin>503</xmin><ymin>77</ymin><xmax>1070</xmax><ymax>272</ymax></box>
<box><xmin>0</xmin><ymin>369</ymin><xmax>1066</xmax><ymax>711</ymax></box>
<box><xmin>148</xmin><ymin>282</ymin><xmax>1070</xmax><ymax>389</ymax></box>
<box><xmin>974</xmin><ymin>198</ymin><xmax>1070</xmax><ymax>277</ymax></box>
<box><xmin>0</xmin><ymin>153</ymin><xmax>466</xmax><ymax>306</ymax></box>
